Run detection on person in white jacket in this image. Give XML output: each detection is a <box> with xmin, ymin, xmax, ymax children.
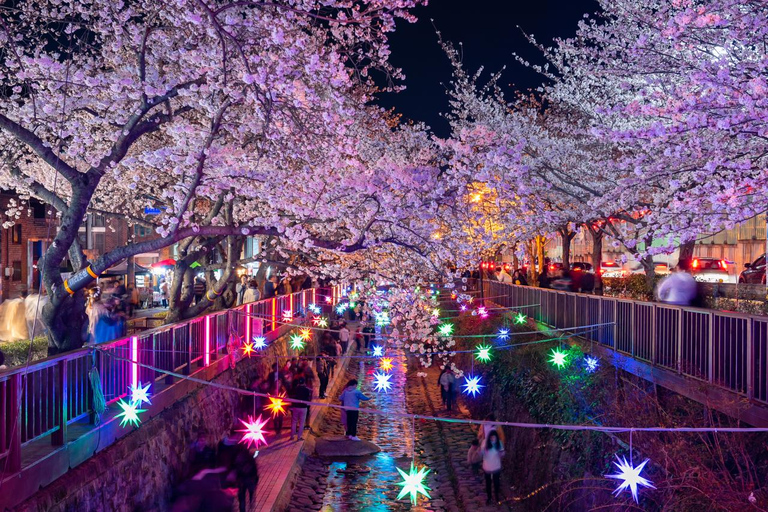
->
<box><xmin>481</xmin><ymin>430</ymin><xmax>505</xmax><ymax>505</ymax></box>
<box><xmin>496</xmin><ymin>267</ymin><xmax>513</xmax><ymax>284</ymax></box>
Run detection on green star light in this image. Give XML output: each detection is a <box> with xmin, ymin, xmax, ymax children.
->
<box><xmin>515</xmin><ymin>312</ymin><xmax>527</xmax><ymax>324</ymax></box>
<box><xmin>289</xmin><ymin>334</ymin><xmax>305</xmax><ymax>350</ymax></box>
<box><xmin>549</xmin><ymin>347</ymin><xmax>568</xmax><ymax>369</ymax></box>
<box><xmin>438</xmin><ymin>323</ymin><xmax>454</xmax><ymax>337</ymax></box>
<box><xmin>116</xmin><ymin>398</ymin><xmax>146</xmax><ymax>428</ymax></box>
<box><xmin>475</xmin><ymin>344</ymin><xmax>492</xmax><ymax>363</ymax></box>
<box><xmin>396</xmin><ymin>462</ymin><xmax>431</xmax><ymax>505</ymax></box>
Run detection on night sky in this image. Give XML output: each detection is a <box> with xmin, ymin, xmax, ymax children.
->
<box><xmin>377</xmin><ymin>0</ymin><xmax>599</xmax><ymax>137</ymax></box>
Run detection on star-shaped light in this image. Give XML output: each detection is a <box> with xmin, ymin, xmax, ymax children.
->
<box><xmin>431</xmin><ymin>308</ymin><xmax>440</xmax><ymax>317</ymax></box>
<box><xmin>462</xmin><ymin>375</ymin><xmax>484</xmax><ymax>397</ymax></box>
<box><xmin>379</xmin><ymin>357</ymin><xmax>394</xmax><ymax>372</ymax></box>
<box><xmin>371</xmin><ymin>345</ymin><xmax>384</xmax><ymax>357</ymax></box>
<box><xmin>373</xmin><ymin>371</ymin><xmax>393</xmax><ymax>392</ymax></box>
<box><xmin>606</xmin><ymin>455</ymin><xmax>655</xmax><ymax>503</ymax></box>
<box><xmin>475</xmin><ymin>344</ymin><xmax>492</xmax><ymax>363</ymax></box>
<box><xmin>549</xmin><ymin>347</ymin><xmax>568</xmax><ymax>369</ymax></box>
<box><xmin>242</xmin><ymin>341</ymin><xmax>255</xmax><ymax>357</ymax></box>
<box><xmin>376</xmin><ymin>312</ymin><xmax>390</xmax><ymax>326</ymax></box>
<box><xmin>116</xmin><ymin>398</ymin><xmax>146</xmax><ymax>427</ymax></box>
<box><xmin>253</xmin><ymin>336</ymin><xmax>267</xmax><ymax>349</ymax></box>
<box><xmin>129</xmin><ymin>381</ymin><xmax>151</xmax><ymax>406</ymax></box>
<box><xmin>585</xmin><ymin>355</ymin><xmax>599</xmax><ymax>373</ymax></box>
<box><xmin>317</xmin><ymin>317</ymin><xmax>328</xmax><ymax>328</ymax></box>
<box><xmin>477</xmin><ymin>306</ymin><xmax>488</xmax><ymax>318</ymax></box>
<box><xmin>438</xmin><ymin>323</ymin><xmax>454</xmax><ymax>337</ymax></box>
<box><xmin>336</xmin><ymin>303</ymin><xmax>348</xmax><ymax>315</ymax></box>
<box><xmin>515</xmin><ymin>312</ymin><xmax>527</xmax><ymax>324</ymax></box>
<box><xmin>308</xmin><ymin>304</ymin><xmax>321</xmax><ymax>315</ymax></box>
<box><xmin>325</xmin><ymin>295</ymin><xmax>333</xmax><ymax>303</ymax></box>
<box><xmin>289</xmin><ymin>334</ymin><xmax>305</xmax><ymax>350</ymax></box>
<box><xmin>349</xmin><ymin>301</ymin><xmax>357</xmax><ymax>309</ymax></box>
<box><xmin>238</xmin><ymin>415</ymin><xmax>269</xmax><ymax>449</ymax></box>
<box><xmin>497</xmin><ymin>328</ymin><xmax>509</xmax><ymax>340</ymax></box>
<box><xmin>450</xmin><ymin>293</ymin><xmax>457</xmax><ymax>300</ymax></box>
<box><xmin>266</xmin><ymin>394</ymin><xmax>288</xmax><ymax>417</ymax></box>
<box><xmin>282</xmin><ymin>309</ymin><xmax>293</xmax><ymax>322</ymax></box>
<box><xmin>396</xmin><ymin>462</ymin><xmax>431</xmax><ymax>505</ymax></box>
<box><xmin>460</xmin><ymin>304</ymin><xmax>468</xmax><ymax>312</ymax></box>
<box><xmin>299</xmin><ymin>328</ymin><xmax>312</xmax><ymax>340</ymax></box>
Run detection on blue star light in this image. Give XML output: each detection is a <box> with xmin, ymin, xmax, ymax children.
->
<box><xmin>308</xmin><ymin>304</ymin><xmax>321</xmax><ymax>315</ymax></box>
<box><xmin>606</xmin><ymin>455</ymin><xmax>655</xmax><ymax>503</ymax></box>
<box><xmin>129</xmin><ymin>381</ymin><xmax>152</xmax><ymax>406</ymax></box>
<box><xmin>371</xmin><ymin>345</ymin><xmax>384</xmax><ymax>357</ymax></box>
<box><xmin>462</xmin><ymin>375</ymin><xmax>484</xmax><ymax>397</ymax></box>
<box><xmin>253</xmin><ymin>336</ymin><xmax>267</xmax><ymax>349</ymax></box>
<box><xmin>585</xmin><ymin>355</ymin><xmax>599</xmax><ymax>373</ymax></box>
<box><xmin>373</xmin><ymin>371</ymin><xmax>393</xmax><ymax>392</ymax></box>
<box><xmin>497</xmin><ymin>328</ymin><xmax>510</xmax><ymax>341</ymax></box>
<box><xmin>336</xmin><ymin>303</ymin><xmax>348</xmax><ymax>315</ymax></box>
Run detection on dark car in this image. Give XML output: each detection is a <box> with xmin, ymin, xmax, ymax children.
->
<box><xmin>739</xmin><ymin>253</ymin><xmax>766</xmax><ymax>284</ymax></box>
<box><xmin>570</xmin><ymin>262</ymin><xmax>593</xmax><ymax>273</ymax></box>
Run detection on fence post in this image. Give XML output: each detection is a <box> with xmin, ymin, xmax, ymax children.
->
<box><xmin>676</xmin><ymin>309</ymin><xmax>683</xmax><ymax>374</ymax></box>
<box><xmin>52</xmin><ymin>359</ymin><xmax>68</xmax><ymax>446</ymax></box>
<box><xmin>7</xmin><ymin>373</ymin><xmax>22</xmax><ymax>472</ymax></box>
<box><xmin>707</xmin><ymin>312</ymin><xmax>714</xmax><ymax>383</ymax></box>
<box><xmin>185</xmin><ymin>324</ymin><xmax>192</xmax><ymax>376</ymax></box>
<box><xmin>164</xmin><ymin>332</ymin><xmax>174</xmax><ymax>385</ymax></box>
<box><xmin>746</xmin><ymin>318</ymin><xmax>754</xmax><ymax>400</ymax></box>
<box><xmin>651</xmin><ymin>304</ymin><xmax>657</xmax><ymax>365</ymax></box>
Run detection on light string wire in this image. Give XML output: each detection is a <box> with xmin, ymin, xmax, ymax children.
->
<box><xmin>94</xmin><ymin>347</ymin><xmax>768</xmax><ymax>434</ymax></box>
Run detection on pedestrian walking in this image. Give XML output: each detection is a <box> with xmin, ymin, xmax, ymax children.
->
<box><xmin>482</xmin><ymin>431</ymin><xmax>505</xmax><ymax>505</ymax></box>
<box><xmin>338</xmin><ymin>323</ymin><xmax>350</xmax><ymax>353</ymax></box>
<box><xmin>656</xmin><ymin>258</ymin><xmax>697</xmax><ymax>306</ymax></box>
<box><xmin>339</xmin><ymin>379</ymin><xmax>371</xmax><ymax>440</ymax></box>
<box><xmin>234</xmin><ymin>444</ymin><xmax>258</xmax><ymax>512</ymax></box>
<box><xmin>437</xmin><ymin>368</ymin><xmax>447</xmax><ymax>407</ymax></box>
<box><xmin>478</xmin><ymin>413</ymin><xmax>506</xmax><ymax>446</ymax></box>
<box><xmin>242</xmin><ymin>279</ymin><xmax>260</xmax><ymax>303</ymax></box>
<box><xmin>439</xmin><ymin>369</ymin><xmax>456</xmax><ymax>412</ymax></box>
<box><xmin>467</xmin><ymin>439</ymin><xmax>483</xmax><ymax>474</ymax></box>
<box><xmin>264</xmin><ymin>275</ymin><xmax>278</xmax><ymax>298</ymax></box>
<box><xmin>288</xmin><ymin>378</ymin><xmax>311</xmax><ymax>441</ymax></box>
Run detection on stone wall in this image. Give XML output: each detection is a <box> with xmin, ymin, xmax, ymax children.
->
<box><xmin>16</xmin><ymin>337</ymin><xmax>291</xmax><ymax>512</ymax></box>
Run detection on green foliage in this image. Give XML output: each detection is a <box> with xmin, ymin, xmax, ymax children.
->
<box><xmin>0</xmin><ymin>336</ymin><xmax>49</xmax><ymax>368</ymax></box>
<box><xmin>602</xmin><ymin>274</ymin><xmax>657</xmax><ymax>300</ymax></box>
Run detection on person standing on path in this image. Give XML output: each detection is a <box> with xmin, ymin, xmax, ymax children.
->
<box><xmin>234</xmin><ymin>443</ymin><xmax>259</xmax><ymax>512</ymax></box>
<box><xmin>339</xmin><ymin>379</ymin><xmax>371</xmax><ymax>441</ymax></box>
<box><xmin>316</xmin><ymin>356</ymin><xmax>329</xmax><ymax>399</ymax></box>
<box><xmin>288</xmin><ymin>378</ymin><xmax>311</xmax><ymax>441</ymax></box>
<box><xmin>338</xmin><ymin>323</ymin><xmax>350</xmax><ymax>353</ymax></box>
<box><xmin>439</xmin><ymin>369</ymin><xmax>456</xmax><ymax>412</ymax></box>
<box><xmin>481</xmin><ymin>431</ymin><xmax>505</xmax><ymax>505</ymax></box>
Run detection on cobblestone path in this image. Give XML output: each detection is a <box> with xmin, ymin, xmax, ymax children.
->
<box><xmin>286</xmin><ymin>347</ymin><xmax>517</xmax><ymax>511</ymax></box>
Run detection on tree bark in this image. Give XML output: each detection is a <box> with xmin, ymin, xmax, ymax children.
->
<box><xmin>678</xmin><ymin>239</ymin><xmax>695</xmax><ymax>263</ymax></box>
<box><xmin>586</xmin><ymin>223</ymin><xmax>604</xmax><ymax>295</ymax></box>
<box><xmin>558</xmin><ymin>226</ymin><xmax>576</xmax><ymax>271</ymax></box>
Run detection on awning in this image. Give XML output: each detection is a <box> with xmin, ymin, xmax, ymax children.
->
<box><xmin>150</xmin><ymin>259</ymin><xmax>176</xmax><ymax>268</ymax></box>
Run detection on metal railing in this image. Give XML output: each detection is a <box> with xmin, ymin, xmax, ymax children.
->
<box><xmin>486</xmin><ymin>281</ymin><xmax>768</xmax><ymax>404</ymax></box>
<box><xmin>0</xmin><ymin>286</ymin><xmax>336</xmax><ymax>478</ymax></box>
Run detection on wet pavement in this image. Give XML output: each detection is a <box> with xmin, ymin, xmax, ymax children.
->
<box><xmin>287</xmin><ymin>346</ymin><xmax>517</xmax><ymax>511</ymax></box>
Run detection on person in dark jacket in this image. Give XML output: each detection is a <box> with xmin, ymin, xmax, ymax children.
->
<box><xmin>288</xmin><ymin>378</ymin><xmax>311</xmax><ymax>441</ymax></box>
<box><xmin>233</xmin><ymin>445</ymin><xmax>258</xmax><ymax>512</ymax></box>
<box><xmin>264</xmin><ymin>275</ymin><xmax>278</xmax><ymax>298</ymax></box>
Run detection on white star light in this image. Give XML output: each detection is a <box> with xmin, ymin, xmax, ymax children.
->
<box><xmin>585</xmin><ymin>355</ymin><xmax>599</xmax><ymax>373</ymax></box>
<box><xmin>462</xmin><ymin>375</ymin><xmax>484</xmax><ymax>397</ymax></box>
<box><xmin>606</xmin><ymin>455</ymin><xmax>655</xmax><ymax>503</ymax></box>
<box><xmin>253</xmin><ymin>336</ymin><xmax>267</xmax><ymax>349</ymax></box>
<box><xmin>373</xmin><ymin>371</ymin><xmax>393</xmax><ymax>392</ymax></box>
<box><xmin>372</xmin><ymin>345</ymin><xmax>384</xmax><ymax>357</ymax></box>
<box><xmin>129</xmin><ymin>381</ymin><xmax>152</xmax><ymax>406</ymax></box>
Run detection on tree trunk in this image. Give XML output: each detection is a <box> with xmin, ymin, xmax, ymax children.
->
<box><xmin>536</xmin><ymin>235</ymin><xmax>547</xmax><ymax>275</ymax></box>
<box><xmin>586</xmin><ymin>224</ymin><xmax>604</xmax><ymax>295</ymax></box>
<box><xmin>640</xmin><ymin>253</ymin><xmax>656</xmax><ymax>294</ymax></box>
<box><xmin>558</xmin><ymin>227</ymin><xmax>576</xmax><ymax>271</ymax></box>
<box><xmin>525</xmin><ymin>240</ymin><xmax>538</xmax><ymax>286</ymax></box>
<box><xmin>678</xmin><ymin>240</ymin><xmax>695</xmax><ymax>263</ymax></box>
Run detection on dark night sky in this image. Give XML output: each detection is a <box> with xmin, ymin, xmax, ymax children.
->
<box><xmin>376</xmin><ymin>0</ymin><xmax>599</xmax><ymax>137</ymax></box>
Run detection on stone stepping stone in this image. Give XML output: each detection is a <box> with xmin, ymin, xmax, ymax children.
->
<box><xmin>314</xmin><ymin>435</ymin><xmax>381</xmax><ymax>457</ymax></box>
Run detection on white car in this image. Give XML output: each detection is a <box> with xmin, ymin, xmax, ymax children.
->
<box><xmin>691</xmin><ymin>258</ymin><xmax>736</xmax><ymax>283</ymax></box>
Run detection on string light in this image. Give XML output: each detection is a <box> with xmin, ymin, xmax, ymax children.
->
<box><xmin>585</xmin><ymin>355</ymin><xmax>599</xmax><ymax>373</ymax></box>
<box><xmin>129</xmin><ymin>381</ymin><xmax>152</xmax><ymax>406</ymax></box>
<box><xmin>475</xmin><ymin>344</ymin><xmax>492</xmax><ymax>363</ymax></box>
<box><xmin>606</xmin><ymin>456</ymin><xmax>655</xmax><ymax>503</ymax></box>
<box><xmin>116</xmin><ymin>399</ymin><xmax>146</xmax><ymax>428</ymax></box>
<box><xmin>462</xmin><ymin>375</ymin><xmax>484</xmax><ymax>397</ymax></box>
<box><xmin>477</xmin><ymin>306</ymin><xmax>488</xmax><ymax>318</ymax></box>
<box><xmin>266</xmin><ymin>394</ymin><xmax>288</xmax><ymax>417</ymax></box>
<box><xmin>460</xmin><ymin>304</ymin><xmax>468</xmax><ymax>312</ymax></box>
<box><xmin>317</xmin><ymin>317</ymin><xmax>328</xmax><ymax>328</ymax></box>
<box><xmin>242</xmin><ymin>341</ymin><xmax>255</xmax><ymax>357</ymax></box>
<box><xmin>396</xmin><ymin>463</ymin><xmax>431</xmax><ymax>505</ymax></box>
<box><xmin>289</xmin><ymin>334</ymin><xmax>305</xmax><ymax>350</ymax></box>
<box><xmin>438</xmin><ymin>323</ymin><xmax>454</xmax><ymax>337</ymax></box>
<box><xmin>325</xmin><ymin>296</ymin><xmax>333</xmax><ymax>304</ymax></box>
<box><xmin>379</xmin><ymin>357</ymin><xmax>394</xmax><ymax>372</ymax></box>
<box><xmin>549</xmin><ymin>347</ymin><xmax>568</xmax><ymax>369</ymax></box>
<box><xmin>253</xmin><ymin>336</ymin><xmax>267</xmax><ymax>349</ymax></box>
<box><xmin>282</xmin><ymin>309</ymin><xmax>293</xmax><ymax>322</ymax></box>
<box><xmin>238</xmin><ymin>415</ymin><xmax>269</xmax><ymax>449</ymax></box>
<box><xmin>371</xmin><ymin>345</ymin><xmax>384</xmax><ymax>357</ymax></box>
<box><xmin>373</xmin><ymin>371</ymin><xmax>393</xmax><ymax>392</ymax></box>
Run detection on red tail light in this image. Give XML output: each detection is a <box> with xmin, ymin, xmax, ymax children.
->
<box><xmin>692</xmin><ymin>258</ymin><xmax>699</xmax><ymax>269</ymax></box>
<box><xmin>720</xmin><ymin>260</ymin><xmax>728</xmax><ymax>270</ymax></box>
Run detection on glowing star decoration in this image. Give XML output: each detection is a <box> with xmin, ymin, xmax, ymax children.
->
<box><xmin>497</xmin><ymin>328</ymin><xmax>509</xmax><ymax>340</ymax></box>
<box><xmin>462</xmin><ymin>375</ymin><xmax>484</xmax><ymax>397</ymax></box>
<box><xmin>475</xmin><ymin>344</ymin><xmax>492</xmax><ymax>363</ymax></box>
<box><xmin>515</xmin><ymin>312</ymin><xmax>527</xmax><ymax>325</ymax></box>
<box><xmin>282</xmin><ymin>310</ymin><xmax>293</xmax><ymax>322</ymax></box>
<box><xmin>438</xmin><ymin>323</ymin><xmax>454</xmax><ymax>337</ymax></box>
<box><xmin>300</xmin><ymin>328</ymin><xmax>312</xmax><ymax>341</ymax></box>
<box><xmin>460</xmin><ymin>304</ymin><xmax>468</xmax><ymax>312</ymax></box>
<box><xmin>238</xmin><ymin>415</ymin><xmax>269</xmax><ymax>449</ymax></box>
<box><xmin>242</xmin><ymin>341</ymin><xmax>256</xmax><ymax>358</ymax></box>
<box><xmin>129</xmin><ymin>381</ymin><xmax>152</xmax><ymax>406</ymax></box>
<box><xmin>379</xmin><ymin>357</ymin><xmax>394</xmax><ymax>372</ymax></box>
<box><xmin>325</xmin><ymin>296</ymin><xmax>333</xmax><ymax>304</ymax></box>
<box><xmin>289</xmin><ymin>334</ymin><xmax>305</xmax><ymax>351</ymax></box>
<box><xmin>431</xmin><ymin>308</ymin><xmax>440</xmax><ymax>317</ymax></box>
<box><xmin>266</xmin><ymin>394</ymin><xmax>288</xmax><ymax>417</ymax></box>
<box><xmin>253</xmin><ymin>336</ymin><xmax>267</xmax><ymax>349</ymax></box>
<box><xmin>116</xmin><ymin>399</ymin><xmax>146</xmax><ymax>428</ymax></box>
<box><xmin>316</xmin><ymin>317</ymin><xmax>328</xmax><ymax>328</ymax></box>
<box><xmin>396</xmin><ymin>462</ymin><xmax>431</xmax><ymax>505</ymax></box>
<box><xmin>477</xmin><ymin>306</ymin><xmax>488</xmax><ymax>318</ymax></box>
<box><xmin>308</xmin><ymin>304</ymin><xmax>321</xmax><ymax>315</ymax></box>
<box><xmin>372</xmin><ymin>345</ymin><xmax>384</xmax><ymax>357</ymax></box>
<box><xmin>549</xmin><ymin>348</ymin><xmax>568</xmax><ymax>369</ymax></box>
<box><xmin>336</xmin><ymin>303</ymin><xmax>348</xmax><ymax>315</ymax></box>
<box><xmin>373</xmin><ymin>371</ymin><xmax>393</xmax><ymax>392</ymax></box>
<box><xmin>585</xmin><ymin>356</ymin><xmax>599</xmax><ymax>373</ymax></box>
<box><xmin>375</xmin><ymin>312</ymin><xmax>390</xmax><ymax>326</ymax></box>
<box><xmin>606</xmin><ymin>456</ymin><xmax>655</xmax><ymax>503</ymax></box>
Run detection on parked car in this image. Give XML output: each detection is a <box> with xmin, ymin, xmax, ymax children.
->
<box><xmin>690</xmin><ymin>257</ymin><xmax>735</xmax><ymax>283</ymax></box>
<box><xmin>571</xmin><ymin>262</ymin><xmax>594</xmax><ymax>273</ymax></box>
<box><xmin>601</xmin><ymin>260</ymin><xmax>671</xmax><ymax>278</ymax></box>
<box><xmin>739</xmin><ymin>253</ymin><xmax>766</xmax><ymax>284</ymax></box>
<box><xmin>599</xmin><ymin>261</ymin><xmax>622</xmax><ymax>277</ymax></box>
